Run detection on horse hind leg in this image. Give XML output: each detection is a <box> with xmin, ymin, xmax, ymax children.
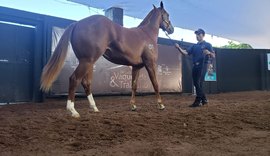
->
<box><xmin>81</xmin><ymin>64</ymin><xmax>99</xmax><ymax>112</ymax></box>
<box><xmin>67</xmin><ymin>61</ymin><xmax>91</xmax><ymax>118</ymax></box>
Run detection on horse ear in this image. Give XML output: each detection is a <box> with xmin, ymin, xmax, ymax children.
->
<box><xmin>153</xmin><ymin>4</ymin><xmax>157</xmax><ymax>9</ymax></box>
<box><xmin>160</xmin><ymin>1</ymin><xmax>164</xmax><ymax>9</ymax></box>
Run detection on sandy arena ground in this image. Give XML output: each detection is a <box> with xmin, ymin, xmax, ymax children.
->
<box><xmin>0</xmin><ymin>91</ymin><xmax>270</xmax><ymax>156</ymax></box>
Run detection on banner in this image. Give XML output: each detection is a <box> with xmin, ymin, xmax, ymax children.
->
<box><xmin>50</xmin><ymin>26</ymin><xmax>182</xmax><ymax>95</ymax></box>
<box><xmin>267</xmin><ymin>53</ymin><xmax>270</xmax><ymax>71</ymax></box>
<box><xmin>205</xmin><ymin>57</ymin><xmax>217</xmax><ymax>81</ymax></box>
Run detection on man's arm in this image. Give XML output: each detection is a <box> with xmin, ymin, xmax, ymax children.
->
<box><xmin>175</xmin><ymin>43</ymin><xmax>188</xmax><ymax>55</ymax></box>
<box><xmin>203</xmin><ymin>43</ymin><xmax>215</xmax><ymax>58</ymax></box>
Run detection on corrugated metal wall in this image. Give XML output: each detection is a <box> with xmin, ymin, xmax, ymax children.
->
<box><xmin>216</xmin><ymin>49</ymin><xmax>270</xmax><ymax>92</ymax></box>
<box><xmin>0</xmin><ymin>22</ymin><xmax>35</xmax><ymax>103</ymax></box>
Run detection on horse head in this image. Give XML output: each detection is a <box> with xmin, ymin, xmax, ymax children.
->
<box><xmin>154</xmin><ymin>1</ymin><xmax>174</xmax><ymax>34</ymax></box>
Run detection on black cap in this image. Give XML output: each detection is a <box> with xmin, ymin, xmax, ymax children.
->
<box><xmin>195</xmin><ymin>29</ymin><xmax>205</xmax><ymax>35</ymax></box>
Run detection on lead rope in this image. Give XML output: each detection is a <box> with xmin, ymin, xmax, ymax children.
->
<box><xmin>164</xmin><ymin>30</ymin><xmax>175</xmax><ymax>45</ymax></box>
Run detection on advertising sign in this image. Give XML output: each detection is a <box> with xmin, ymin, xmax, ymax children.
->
<box><xmin>267</xmin><ymin>53</ymin><xmax>270</xmax><ymax>71</ymax></box>
<box><xmin>205</xmin><ymin>57</ymin><xmax>217</xmax><ymax>81</ymax></box>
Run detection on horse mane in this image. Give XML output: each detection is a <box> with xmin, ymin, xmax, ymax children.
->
<box><xmin>138</xmin><ymin>8</ymin><xmax>158</xmax><ymax>27</ymax></box>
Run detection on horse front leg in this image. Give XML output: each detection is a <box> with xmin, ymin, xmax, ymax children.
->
<box><xmin>144</xmin><ymin>61</ymin><xmax>165</xmax><ymax>110</ymax></box>
<box><xmin>130</xmin><ymin>66</ymin><xmax>142</xmax><ymax>111</ymax></box>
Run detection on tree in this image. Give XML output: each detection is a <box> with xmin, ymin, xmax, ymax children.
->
<box><xmin>221</xmin><ymin>41</ymin><xmax>253</xmax><ymax>49</ymax></box>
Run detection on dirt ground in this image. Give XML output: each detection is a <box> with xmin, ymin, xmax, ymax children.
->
<box><xmin>0</xmin><ymin>91</ymin><xmax>270</xmax><ymax>156</ymax></box>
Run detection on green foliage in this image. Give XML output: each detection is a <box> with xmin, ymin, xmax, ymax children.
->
<box><xmin>221</xmin><ymin>41</ymin><xmax>253</xmax><ymax>49</ymax></box>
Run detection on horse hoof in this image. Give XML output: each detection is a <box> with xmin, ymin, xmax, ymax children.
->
<box><xmin>71</xmin><ymin>113</ymin><xmax>80</xmax><ymax>118</ymax></box>
<box><xmin>91</xmin><ymin>106</ymin><xmax>100</xmax><ymax>112</ymax></box>
<box><xmin>131</xmin><ymin>105</ymin><xmax>137</xmax><ymax>111</ymax></box>
<box><xmin>157</xmin><ymin>104</ymin><xmax>165</xmax><ymax>110</ymax></box>
<box><xmin>67</xmin><ymin>109</ymin><xmax>80</xmax><ymax>118</ymax></box>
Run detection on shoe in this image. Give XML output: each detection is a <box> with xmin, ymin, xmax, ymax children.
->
<box><xmin>189</xmin><ymin>98</ymin><xmax>202</xmax><ymax>107</ymax></box>
<box><xmin>202</xmin><ymin>99</ymin><xmax>208</xmax><ymax>105</ymax></box>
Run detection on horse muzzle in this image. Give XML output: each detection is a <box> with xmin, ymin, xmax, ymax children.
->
<box><xmin>167</xmin><ymin>25</ymin><xmax>174</xmax><ymax>34</ymax></box>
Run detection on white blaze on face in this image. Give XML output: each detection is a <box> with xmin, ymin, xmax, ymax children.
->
<box><xmin>66</xmin><ymin>100</ymin><xmax>80</xmax><ymax>118</ymax></box>
<box><xmin>87</xmin><ymin>94</ymin><xmax>99</xmax><ymax>112</ymax></box>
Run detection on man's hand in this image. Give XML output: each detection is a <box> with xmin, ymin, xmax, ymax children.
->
<box><xmin>203</xmin><ymin>49</ymin><xmax>211</xmax><ymax>55</ymax></box>
<box><xmin>175</xmin><ymin>43</ymin><xmax>180</xmax><ymax>49</ymax></box>
<box><xmin>203</xmin><ymin>49</ymin><xmax>215</xmax><ymax>58</ymax></box>
<box><xmin>175</xmin><ymin>43</ymin><xmax>188</xmax><ymax>55</ymax></box>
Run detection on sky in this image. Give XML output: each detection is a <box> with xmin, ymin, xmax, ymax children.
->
<box><xmin>0</xmin><ymin>0</ymin><xmax>234</xmax><ymax>47</ymax></box>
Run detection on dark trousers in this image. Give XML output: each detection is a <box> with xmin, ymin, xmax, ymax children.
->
<box><xmin>192</xmin><ymin>63</ymin><xmax>208</xmax><ymax>100</ymax></box>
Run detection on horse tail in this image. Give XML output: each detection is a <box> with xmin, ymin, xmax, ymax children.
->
<box><xmin>40</xmin><ymin>23</ymin><xmax>76</xmax><ymax>92</ymax></box>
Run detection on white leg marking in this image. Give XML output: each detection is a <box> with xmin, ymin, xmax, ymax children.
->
<box><xmin>157</xmin><ymin>98</ymin><xmax>165</xmax><ymax>110</ymax></box>
<box><xmin>157</xmin><ymin>103</ymin><xmax>165</xmax><ymax>110</ymax></box>
<box><xmin>66</xmin><ymin>100</ymin><xmax>80</xmax><ymax>118</ymax></box>
<box><xmin>87</xmin><ymin>94</ymin><xmax>99</xmax><ymax>112</ymax></box>
<box><xmin>131</xmin><ymin>104</ymin><xmax>137</xmax><ymax>111</ymax></box>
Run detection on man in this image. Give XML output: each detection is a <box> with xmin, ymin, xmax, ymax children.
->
<box><xmin>175</xmin><ymin>29</ymin><xmax>215</xmax><ymax>107</ymax></box>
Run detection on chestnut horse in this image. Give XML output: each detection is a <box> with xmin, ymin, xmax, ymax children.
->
<box><xmin>40</xmin><ymin>2</ymin><xmax>174</xmax><ymax>118</ymax></box>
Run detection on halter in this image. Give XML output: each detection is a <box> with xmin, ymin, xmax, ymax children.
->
<box><xmin>161</xmin><ymin>13</ymin><xmax>171</xmax><ymax>31</ymax></box>
<box><xmin>139</xmin><ymin>9</ymin><xmax>172</xmax><ymax>43</ymax></box>
<box><xmin>161</xmin><ymin>13</ymin><xmax>173</xmax><ymax>42</ymax></box>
